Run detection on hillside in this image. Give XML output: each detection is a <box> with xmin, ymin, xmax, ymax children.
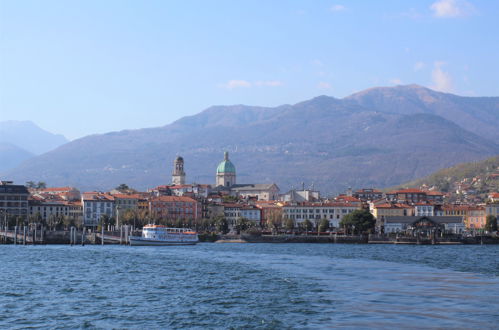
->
<box><xmin>2</xmin><ymin>85</ymin><xmax>499</xmax><ymax>193</ymax></box>
<box><xmin>0</xmin><ymin>142</ymin><xmax>34</xmax><ymax>172</ymax></box>
<box><xmin>395</xmin><ymin>155</ymin><xmax>499</xmax><ymax>200</ymax></box>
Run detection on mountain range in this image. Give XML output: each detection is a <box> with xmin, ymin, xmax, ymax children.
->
<box><xmin>2</xmin><ymin>85</ymin><xmax>498</xmax><ymax>194</ymax></box>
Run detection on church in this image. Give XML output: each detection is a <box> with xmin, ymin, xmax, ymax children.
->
<box><xmin>169</xmin><ymin>152</ymin><xmax>279</xmax><ymax>201</ymax></box>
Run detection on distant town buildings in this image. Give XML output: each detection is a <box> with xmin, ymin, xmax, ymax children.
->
<box><xmin>1</xmin><ymin>152</ymin><xmax>497</xmax><ymax>233</ymax></box>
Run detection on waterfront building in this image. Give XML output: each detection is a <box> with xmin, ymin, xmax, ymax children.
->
<box><xmin>222</xmin><ymin>203</ymin><xmax>242</xmax><ymax>226</ymax></box>
<box><xmin>29</xmin><ymin>194</ymin><xmax>83</xmax><ymax>223</ymax></box>
<box><xmin>282</xmin><ymin>202</ymin><xmax>360</xmax><ymax>228</ymax></box>
<box><xmin>383</xmin><ymin>216</ymin><xmax>465</xmax><ymax>234</ymax></box>
<box><xmin>240</xmin><ymin>205</ymin><xmax>261</xmax><ymax>224</ymax></box>
<box><xmin>467</xmin><ymin>206</ymin><xmax>486</xmax><ymax>229</ymax></box>
<box><xmin>148</xmin><ymin>196</ymin><xmax>201</xmax><ymax>221</ymax></box>
<box><xmin>0</xmin><ymin>181</ymin><xmax>29</xmax><ymax>220</ymax></box>
<box><xmin>81</xmin><ymin>192</ymin><xmax>115</xmax><ymax>227</ymax></box>
<box><xmin>216</xmin><ymin>151</ymin><xmax>236</xmax><ymax>187</ymax></box>
<box><xmin>171</xmin><ymin>156</ymin><xmax>186</xmax><ymax>185</ymax></box>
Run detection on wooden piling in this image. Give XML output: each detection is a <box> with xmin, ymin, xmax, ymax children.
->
<box><xmin>14</xmin><ymin>226</ymin><xmax>17</xmax><ymax>245</ymax></box>
<box><xmin>101</xmin><ymin>225</ymin><xmax>104</xmax><ymax>245</ymax></box>
<box><xmin>23</xmin><ymin>226</ymin><xmax>26</xmax><ymax>245</ymax></box>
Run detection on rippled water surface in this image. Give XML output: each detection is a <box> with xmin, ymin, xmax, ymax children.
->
<box><xmin>0</xmin><ymin>243</ymin><xmax>498</xmax><ymax>329</ymax></box>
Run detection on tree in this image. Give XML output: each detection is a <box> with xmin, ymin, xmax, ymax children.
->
<box><xmin>284</xmin><ymin>218</ymin><xmax>295</xmax><ymax>231</ymax></box>
<box><xmin>302</xmin><ymin>219</ymin><xmax>313</xmax><ymax>232</ymax></box>
<box><xmin>214</xmin><ymin>216</ymin><xmax>229</xmax><ymax>234</ymax></box>
<box><xmin>115</xmin><ymin>183</ymin><xmax>130</xmax><ymax>192</ymax></box>
<box><xmin>36</xmin><ymin>181</ymin><xmax>46</xmax><ymax>189</ymax></box>
<box><xmin>26</xmin><ymin>181</ymin><xmax>36</xmax><ymax>188</ymax></box>
<box><xmin>235</xmin><ymin>217</ymin><xmax>252</xmax><ymax>234</ymax></box>
<box><xmin>485</xmin><ymin>215</ymin><xmax>498</xmax><ymax>233</ymax></box>
<box><xmin>340</xmin><ymin>209</ymin><xmax>375</xmax><ymax>234</ymax></box>
<box><xmin>319</xmin><ymin>218</ymin><xmax>330</xmax><ymax>232</ymax></box>
<box><xmin>266</xmin><ymin>208</ymin><xmax>283</xmax><ymax>232</ymax></box>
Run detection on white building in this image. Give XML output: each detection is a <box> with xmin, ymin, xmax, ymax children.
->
<box><xmin>81</xmin><ymin>192</ymin><xmax>115</xmax><ymax>227</ymax></box>
<box><xmin>282</xmin><ymin>202</ymin><xmax>361</xmax><ymax>228</ymax></box>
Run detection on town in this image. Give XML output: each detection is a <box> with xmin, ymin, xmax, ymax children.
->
<box><xmin>1</xmin><ymin>152</ymin><xmax>498</xmax><ymax>244</ymax></box>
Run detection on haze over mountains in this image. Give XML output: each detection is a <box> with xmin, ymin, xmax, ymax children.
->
<box><xmin>0</xmin><ymin>121</ymin><xmax>68</xmax><ymax>172</ymax></box>
<box><xmin>2</xmin><ymin>85</ymin><xmax>498</xmax><ymax>194</ymax></box>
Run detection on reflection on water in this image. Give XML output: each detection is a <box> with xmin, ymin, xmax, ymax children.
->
<box><xmin>0</xmin><ymin>244</ymin><xmax>497</xmax><ymax>328</ymax></box>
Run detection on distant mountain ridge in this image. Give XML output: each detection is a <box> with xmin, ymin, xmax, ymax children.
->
<box><xmin>0</xmin><ymin>120</ymin><xmax>68</xmax><ymax>155</ymax></box>
<box><xmin>0</xmin><ymin>121</ymin><xmax>69</xmax><ymax>172</ymax></box>
<box><xmin>2</xmin><ymin>85</ymin><xmax>499</xmax><ymax>193</ymax></box>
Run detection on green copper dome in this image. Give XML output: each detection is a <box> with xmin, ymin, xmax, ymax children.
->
<box><xmin>216</xmin><ymin>151</ymin><xmax>236</xmax><ymax>174</ymax></box>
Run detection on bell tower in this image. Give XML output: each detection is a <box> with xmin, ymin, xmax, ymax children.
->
<box><xmin>172</xmin><ymin>156</ymin><xmax>186</xmax><ymax>185</ymax></box>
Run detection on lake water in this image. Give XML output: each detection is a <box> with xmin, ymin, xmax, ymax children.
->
<box><xmin>0</xmin><ymin>243</ymin><xmax>498</xmax><ymax>329</ymax></box>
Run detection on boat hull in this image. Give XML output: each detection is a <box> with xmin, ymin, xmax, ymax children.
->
<box><xmin>129</xmin><ymin>236</ymin><xmax>198</xmax><ymax>246</ymax></box>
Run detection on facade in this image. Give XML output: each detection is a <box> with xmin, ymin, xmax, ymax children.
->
<box><xmin>149</xmin><ymin>196</ymin><xmax>201</xmax><ymax>220</ymax></box>
<box><xmin>172</xmin><ymin>156</ymin><xmax>186</xmax><ymax>185</ymax></box>
<box><xmin>170</xmin><ymin>184</ymin><xmax>210</xmax><ymax>198</ymax></box>
<box><xmin>282</xmin><ymin>202</ymin><xmax>360</xmax><ymax>228</ymax></box>
<box><xmin>216</xmin><ymin>152</ymin><xmax>236</xmax><ymax>187</ymax></box>
<box><xmin>0</xmin><ymin>181</ymin><xmax>29</xmax><ymax>220</ymax></box>
<box><xmin>81</xmin><ymin>192</ymin><xmax>115</xmax><ymax>227</ymax></box>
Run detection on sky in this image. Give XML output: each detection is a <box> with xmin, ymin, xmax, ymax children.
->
<box><xmin>0</xmin><ymin>0</ymin><xmax>498</xmax><ymax>140</ymax></box>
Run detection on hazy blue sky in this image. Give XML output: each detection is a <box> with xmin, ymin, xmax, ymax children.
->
<box><xmin>1</xmin><ymin>0</ymin><xmax>498</xmax><ymax>140</ymax></box>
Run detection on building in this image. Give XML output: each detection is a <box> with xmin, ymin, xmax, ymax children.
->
<box><xmin>149</xmin><ymin>196</ymin><xmax>201</xmax><ymax>221</ymax></box>
<box><xmin>414</xmin><ymin>202</ymin><xmax>435</xmax><ymax>217</ymax></box>
<box><xmin>171</xmin><ymin>156</ymin><xmax>186</xmax><ymax>185</ymax></box>
<box><xmin>353</xmin><ymin>188</ymin><xmax>384</xmax><ymax>202</ymax></box>
<box><xmin>231</xmin><ymin>183</ymin><xmax>280</xmax><ymax>201</ymax></box>
<box><xmin>282</xmin><ymin>202</ymin><xmax>360</xmax><ymax>228</ymax></box>
<box><xmin>485</xmin><ymin>202</ymin><xmax>499</xmax><ymax>219</ymax></box>
<box><xmin>370</xmin><ymin>202</ymin><xmax>414</xmax><ymax>219</ymax></box>
<box><xmin>383</xmin><ymin>216</ymin><xmax>465</xmax><ymax>234</ymax></box>
<box><xmin>216</xmin><ymin>151</ymin><xmax>236</xmax><ymax>187</ymax></box>
<box><xmin>467</xmin><ymin>206</ymin><xmax>486</xmax><ymax>229</ymax></box>
<box><xmin>112</xmin><ymin>193</ymin><xmax>141</xmax><ymax>212</ymax></box>
<box><xmin>32</xmin><ymin>186</ymin><xmax>81</xmax><ymax>201</ymax></box>
<box><xmin>240</xmin><ymin>205</ymin><xmax>261</xmax><ymax>224</ymax></box>
<box><xmin>29</xmin><ymin>196</ymin><xmax>83</xmax><ymax>224</ymax></box>
<box><xmin>81</xmin><ymin>192</ymin><xmax>115</xmax><ymax>227</ymax></box>
<box><xmin>0</xmin><ymin>181</ymin><xmax>29</xmax><ymax>220</ymax></box>
<box><xmin>386</xmin><ymin>189</ymin><xmax>428</xmax><ymax>203</ymax></box>
<box><xmin>280</xmin><ymin>188</ymin><xmax>320</xmax><ymax>202</ymax></box>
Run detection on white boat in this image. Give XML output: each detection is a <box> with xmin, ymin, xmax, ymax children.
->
<box><xmin>129</xmin><ymin>225</ymin><xmax>199</xmax><ymax>246</ymax></box>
